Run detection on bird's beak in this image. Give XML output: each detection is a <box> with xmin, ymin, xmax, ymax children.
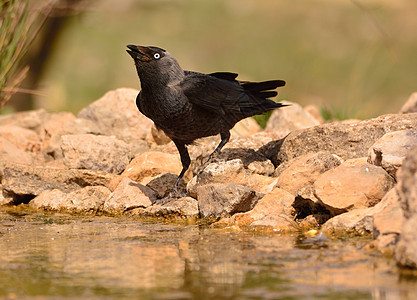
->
<box><xmin>126</xmin><ymin>44</ymin><xmax>152</xmax><ymax>62</ymax></box>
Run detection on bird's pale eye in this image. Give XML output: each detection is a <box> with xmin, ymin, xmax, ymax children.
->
<box><xmin>154</xmin><ymin>53</ymin><xmax>161</xmax><ymax>59</ymax></box>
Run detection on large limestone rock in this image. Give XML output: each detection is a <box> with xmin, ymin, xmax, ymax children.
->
<box><xmin>104</xmin><ymin>177</ymin><xmax>155</xmax><ymax>213</ymax></box>
<box><xmin>77</xmin><ymin>88</ymin><xmax>153</xmax><ymax>143</ymax></box>
<box><xmin>396</xmin><ymin>146</ymin><xmax>417</xmax><ymax>268</ymax></box>
<box><xmin>61</xmin><ymin>134</ymin><xmax>131</xmax><ymax>174</ymax></box>
<box><xmin>1</xmin><ymin>163</ymin><xmax>116</xmax><ymax>201</ymax></box>
<box><xmin>30</xmin><ymin>186</ymin><xmax>111</xmax><ymax>212</ymax></box>
<box><xmin>197</xmin><ymin>183</ymin><xmax>260</xmax><ymax>218</ymax></box>
<box><xmin>368</xmin><ymin>130</ymin><xmax>417</xmax><ymax>179</ymax></box>
<box><xmin>276</xmin><ymin>152</ymin><xmax>341</xmax><ymax>194</ymax></box>
<box><xmin>273</xmin><ymin>113</ymin><xmax>417</xmax><ymax>165</ymax></box>
<box><xmin>0</xmin><ymin>125</ymin><xmax>41</xmax><ymax>152</ymax></box>
<box><xmin>265</xmin><ymin>101</ymin><xmax>320</xmax><ymax>135</ymax></box>
<box><xmin>313</xmin><ymin>159</ymin><xmax>395</xmax><ymax>215</ymax></box>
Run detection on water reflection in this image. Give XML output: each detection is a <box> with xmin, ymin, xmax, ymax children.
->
<box><xmin>0</xmin><ymin>210</ymin><xmax>416</xmax><ymax>299</ymax></box>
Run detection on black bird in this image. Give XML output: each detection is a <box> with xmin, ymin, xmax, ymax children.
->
<box><xmin>126</xmin><ymin>44</ymin><xmax>286</xmax><ymax>193</ymax></box>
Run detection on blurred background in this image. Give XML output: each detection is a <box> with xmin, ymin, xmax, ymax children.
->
<box><xmin>1</xmin><ymin>0</ymin><xmax>416</xmax><ymax>121</ymax></box>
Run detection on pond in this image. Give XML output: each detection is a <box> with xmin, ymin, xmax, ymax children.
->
<box><xmin>0</xmin><ymin>208</ymin><xmax>416</xmax><ymax>299</ymax></box>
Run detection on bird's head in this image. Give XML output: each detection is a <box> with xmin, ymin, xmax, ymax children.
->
<box><xmin>126</xmin><ymin>44</ymin><xmax>183</xmax><ymax>86</ymax></box>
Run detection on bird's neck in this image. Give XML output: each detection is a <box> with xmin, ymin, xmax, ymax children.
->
<box><xmin>137</xmin><ymin>66</ymin><xmax>184</xmax><ymax>91</ymax></box>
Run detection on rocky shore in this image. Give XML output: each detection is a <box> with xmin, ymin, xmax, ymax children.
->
<box><xmin>1</xmin><ymin>88</ymin><xmax>417</xmax><ymax>269</ymax></box>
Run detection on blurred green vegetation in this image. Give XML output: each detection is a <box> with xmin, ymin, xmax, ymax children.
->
<box><xmin>7</xmin><ymin>0</ymin><xmax>417</xmax><ymax>120</ymax></box>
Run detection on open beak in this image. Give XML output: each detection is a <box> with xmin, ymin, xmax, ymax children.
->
<box><xmin>126</xmin><ymin>44</ymin><xmax>151</xmax><ymax>62</ymax></box>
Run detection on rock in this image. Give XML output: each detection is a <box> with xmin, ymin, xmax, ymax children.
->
<box><xmin>368</xmin><ymin>130</ymin><xmax>417</xmax><ymax>179</ymax></box>
<box><xmin>103</xmin><ymin>177</ymin><xmax>155</xmax><ymax>213</ymax></box>
<box><xmin>60</xmin><ymin>134</ymin><xmax>131</xmax><ymax>174</ymax></box>
<box><xmin>0</xmin><ymin>188</ymin><xmax>13</xmax><ymax>206</ymax></box>
<box><xmin>227</xmin><ymin>188</ymin><xmax>295</xmax><ymax>228</ymax></box>
<box><xmin>1</xmin><ymin>163</ymin><xmax>116</xmax><ymax>201</ymax></box>
<box><xmin>275</xmin><ymin>152</ymin><xmax>342</xmax><ymax>194</ymax></box>
<box><xmin>314</xmin><ymin>159</ymin><xmax>395</xmax><ymax>215</ymax></box>
<box><xmin>230</xmin><ymin>117</ymin><xmax>262</xmax><ymax>138</ymax></box>
<box><xmin>265</xmin><ymin>101</ymin><xmax>320</xmax><ymax>135</ymax></box>
<box><xmin>304</xmin><ymin>105</ymin><xmax>324</xmax><ymax>124</ymax></box>
<box><xmin>145</xmin><ymin>173</ymin><xmax>186</xmax><ymax>199</ymax></box>
<box><xmin>400</xmin><ymin>92</ymin><xmax>417</xmax><ymax>114</ymax></box>
<box><xmin>40</xmin><ymin>112</ymin><xmax>103</xmax><ymax>160</ymax></box>
<box><xmin>322</xmin><ymin>186</ymin><xmax>403</xmax><ymax>237</ymax></box>
<box><xmin>0</xmin><ymin>109</ymin><xmax>50</xmax><ymax>133</ymax></box>
<box><xmin>274</xmin><ymin>113</ymin><xmax>417</xmax><ymax>166</ymax></box>
<box><xmin>197</xmin><ymin>183</ymin><xmax>260</xmax><ymax>218</ymax></box>
<box><xmin>77</xmin><ymin>88</ymin><xmax>153</xmax><ymax>143</ymax></box>
<box><xmin>30</xmin><ymin>186</ymin><xmax>111</xmax><ymax>212</ymax></box>
<box><xmin>144</xmin><ymin>197</ymin><xmax>199</xmax><ymax>218</ymax></box>
<box><xmin>186</xmin><ymin>159</ymin><xmax>275</xmax><ymax>197</ymax></box>
<box><xmin>292</xmin><ymin>185</ymin><xmax>332</xmax><ymax>224</ymax></box>
<box><xmin>0</xmin><ymin>138</ymin><xmax>33</xmax><ymax>167</ymax></box>
<box><xmin>0</xmin><ymin>125</ymin><xmax>41</xmax><ymax>152</ymax></box>
<box><xmin>395</xmin><ymin>145</ymin><xmax>417</xmax><ymax>268</ymax></box>
<box><xmin>109</xmin><ymin>151</ymin><xmax>183</xmax><ymax>190</ymax></box>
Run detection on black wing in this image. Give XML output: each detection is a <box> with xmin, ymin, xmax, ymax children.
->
<box><xmin>181</xmin><ymin>71</ymin><xmax>286</xmax><ymax>116</ymax></box>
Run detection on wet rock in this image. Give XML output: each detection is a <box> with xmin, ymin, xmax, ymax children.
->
<box><xmin>0</xmin><ymin>138</ymin><xmax>33</xmax><ymax>167</ymax></box>
<box><xmin>40</xmin><ymin>112</ymin><xmax>103</xmax><ymax>160</ymax></box>
<box><xmin>275</xmin><ymin>152</ymin><xmax>342</xmax><ymax>194</ymax></box>
<box><xmin>197</xmin><ymin>183</ymin><xmax>260</xmax><ymax>218</ymax></box>
<box><xmin>0</xmin><ymin>109</ymin><xmax>50</xmax><ymax>133</ymax></box>
<box><xmin>322</xmin><ymin>186</ymin><xmax>403</xmax><ymax>238</ymax></box>
<box><xmin>30</xmin><ymin>186</ymin><xmax>111</xmax><ymax>212</ymax></box>
<box><xmin>368</xmin><ymin>130</ymin><xmax>417</xmax><ymax>179</ymax></box>
<box><xmin>104</xmin><ymin>177</ymin><xmax>155</xmax><ymax>213</ymax></box>
<box><xmin>77</xmin><ymin>88</ymin><xmax>153</xmax><ymax>143</ymax></box>
<box><xmin>274</xmin><ymin>113</ymin><xmax>417</xmax><ymax>166</ymax></box>
<box><xmin>314</xmin><ymin>159</ymin><xmax>395</xmax><ymax>215</ymax></box>
<box><xmin>400</xmin><ymin>92</ymin><xmax>417</xmax><ymax>114</ymax></box>
<box><xmin>395</xmin><ymin>145</ymin><xmax>417</xmax><ymax>268</ymax></box>
<box><xmin>1</xmin><ymin>163</ymin><xmax>116</xmax><ymax>201</ymax></box>
<box><xmin>186</xmin><ymin>159</ymin><xmax>275</xmax><ymax>197</ymax></box>
<box><xmin>145</xmin><ymin>173</ymin><xmax>186</xmax><ymax>199</ymax></box>
<box><xmin>0</xmin><ymin>125</ymin><xmax>41</xmax><ymax>152</ymax></box>
<box><xmin>265</xmin><ymin>101</ymin><xmax>320</xmax><ymax>135</ymax></box>
<box><xmin>61</xmin><ymin>134</ymin><xmax>131</xmax><ymax>174</ymax></box>
<box><xmin>145</xmin><ymin>197</ymin><xmax>199</xmax><ymax>218</ymax></box>
<box><xmin>226</xmin><ymin>188</ymin><xmax>295</xmax><ymax>230</ymax></box>
<box><xmin>109</xmin><ymin>151</ymin><xmax>183</xmax><ymax>190</ymax></box>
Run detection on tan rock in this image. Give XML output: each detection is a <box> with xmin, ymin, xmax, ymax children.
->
<box><xmin>265</xmin><ymin>101</ymin><xmax>320</xmax><ymax>135</ymax></box>
<box><xmin>0</xmin><ymin>138</ymin><xmax>33</xmax><ymax>167</ymax></box>
<box><xmin>0</xmin><ymin>109</ymin><xmax>50</xmax><ymax>133</ymax></box>
<box><xmin>400</xmin><ymin>92</ymin><xmax>417</xmax><ymax>113</ymax></box>
<box><xmin>304</xmin><ymin>105</ymin><xmax>324</xmax><ymax>124</ymax></box>
<box><xmin>104</xmin><ymin>177</ymin><xmax>155</xmax><ymax>213</ymax></box>
<box><xmin>276</xmin><ymin>152</ymin><xmax>341</xmax><ymax>194</ymax></box>
<box><xmin>61</xmin><ymin>134</ymin><xmax>131</xmax><ymax>174</ymax></box>
<box><xmin>314</xmin><ymin>159</ymin><xmax>395</xmax><ymax>214</ymax></box>
<box><xmin>0</xmin><ymin>125</ymin><xmax>41</xmax><ymax>152</ymax></box>
<box><xmin>145</xmin><ymin>173</ymin><xmax>186</xmax><ymax>199</ymax></box>
<box><xmin>109</xmin><ymin>151</ymin><xmax>183</xmax><ymax>190</ymax></box>
<box><xmin>230</xmin><ymin>117</ymin><xmax>261</xmax><ymax>138</ymax></box>
<box><xmin>145</xmin><ymin>197</ymin><xmax>199</xmax><ymax>218</ymax></box>
<box><xmin>368</xmin><ymin>130</ymin><xmax>417</xmax><ymax>179</ymax></box>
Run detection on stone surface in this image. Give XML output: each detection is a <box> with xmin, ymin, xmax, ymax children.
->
<box><xmin>400</xmin><ymin>92</ymin><xmax>417</xmax><ymax>114</ymax></box>
<box><xmin>230</xmin><ymin>117</ymin><xmax>262</xmax><ymax>138</ymax></box>
<box><xmin>30</xmin><ymin>186</ymin><xmax>111</xmax><ymax>212</ymax></box>
<box><xmin>145</xmin><ymin>173</ymin><xmax>186</xmax><ymax>199</ymax></box>
<box><xmin>61</xmin><ymin>134</ymin><xmax>131</xmax><ymax>174</ymax></box>
<box><xmin>314</xmin><ymin>159</ymin><xmax>395</xmax><ymax>215</ymax></box>
<box><xmin>292</xmin><ymin>185</ymin><xmax>332</xmax><ymax>224</ymax></box>
<box><xmin>368</xmin><ymin>130</ymin><xmax>417</xmax><ymax>179</ymax></box>
<box><xmin>0</xmin><ymin>138</ymin><xmax>33</xmax><ymax>167</ymax></box>
<box><xmin>0</xmin><ymin>109</ymin><xmax>50</xmax><ymax>133</ymax></box>
<box><xmin>109</xmin><ymin>151</ymin><xmax>183</xmax><ymax>190</ymax></box>
<box><xmin>77</xmin><ymin>88</ymin><xmax>153</xmax><ymax>143</ymax></box>
<box><xmin>304</xmin><ymin>105</ymin><xmax>324</xmax><ymax>124</ymax></box>
<box><xmin>276</xmin><ymin>152</ymin><xmax>342</xmax><ymax>194</ymax></box>
<box><xmin>0</xmin><ymin>125</ymin><xmax>41</xmax><ymax>152</ymax></box>
<box><xmin>274</xmin><ymin>113</ymin><xmax>417</xmax><ymax>166</ymax></box>
<box><xmin>395</xmin><ymin>145</ymin><xmax>417</xmax><ymax>268</ymax></box>
<box><xmin>265</xmin><ymin>101</ymin><xmax>320</xmax><ymax>134</ymax></box>
<box><xmin>104</xmin><ymin>177</ymin><xmax>155</xmax><ymax>213</ymax></box>
<box><xmin>197</xmin><ymin>183</ymin><xmax>260</xmax><ymax>218</ymax></box>
<box><xmin>227</xmin><ymin>188</ymin><xmax>295</xmax><ymax>228</ymax></box>
<box><xmin>145</xmin><ymin>197</ymin><xmax>199</xmax><ymax>218</ymax></box>
<box><xmin>1</xmin><ymin>163</ymin><xmax>116</xmax><ymax>201</ymax></box>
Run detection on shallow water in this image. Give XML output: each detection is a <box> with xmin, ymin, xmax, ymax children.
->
<box><xmin>1</xmin><ymin>209</ymin><xmax>416</xmax><ymax>300</ymax></box>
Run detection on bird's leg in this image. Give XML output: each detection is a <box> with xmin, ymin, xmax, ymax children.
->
<box><xmin>169</xmin><ymin>140</ymin><xmax>190</xmax><ymax>198</ymax></box>
<box><xmin>197</xmin><ymin>131</ymin><xmax>231</xmax><ymax>175</ymax></box>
